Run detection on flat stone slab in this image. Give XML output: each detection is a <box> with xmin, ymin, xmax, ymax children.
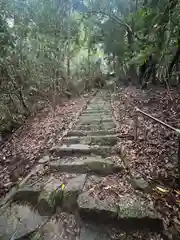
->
<box><xmin>77</xmin><ymin>192</ymin><xmax>163</xmax><ymax>231</ymax></box>
<box><xmin>49</xmin><ymin>156</ymin><xmax>122</xmax><ymax>175</ymax></box>
<box><xmin>50</xmin><ymin>144</ymin><xmax>112</xmax><ymax>157</ymax></box>
<box><xmin>63</xmin><ymin>135</ymin><xmax>118</xmax><ymax>146</ymax></box>
<box><xmin>66</xmin><ymin>130</ymin><xmax>117</xmax><ymax>137</ymax></box>
<box><xmin>81</xmin><ymin>113</ymin><xmax>111</xmax><ymax>118</ymax></box>
<box><xmin>31</xmin><ymin>213</ymin><xmax>78</xmax><ymax>240</ymax></box>
<box><xmin>84</xmin><ymin>109</ymin><xmax>111</xmax><ymax>114</ymax></box>
<box><xmin>75</xmin><ymin>123</ymin><xmax>116</xmax><ymax>131</ymax></box>
<box><xmin>78</xmin><ymin>117</ymin><xmax>113</xmax><ymax>125</ymax></box>
<box><xmin>0</xmin><ymin>203</ymin><xmax>45</xmax><ymax>240</ymax></box>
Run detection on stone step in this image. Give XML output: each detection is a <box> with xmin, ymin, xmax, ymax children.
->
<box><xmin>49</xmin><ymin>156</ymin><xmax>122</xmax><ymax>175</ymax></box>
<box><xmin>77</xmin><ymin>192</ymin><xmax>163</xmax><ymax>232</ymax></box>
<box><xmin>84</xmin><ymin>109</ymin><xmax>111</xmax><ymax>114</ymax></box>
<box><xmin>81</xmin><ymin>113</ymin><xmax>112</xmax><ymax>119</ymax></box>
<box><xmin>63</xmin><ymin>135</ymin><xmax>118</xmax><ymax>146</ymax></box>
<box><xmin>78</xmin><ymin>117</ymin><xmax>113</xmax><ymax>125</ymax></box>
<box><xmin>50</xmin><ymin>144</ymin><xmax>113</xmax><ymax>157</ymax></box>
<box><xmin>75</xmin><ymin>123</ymin><xmax>116</xmax><ymax>131</ymax></box>
<box><xmin>66</xmin><ymin>130</ymin><xmax>117</xmax><ymax>137</ymax></box>
<box><xmin>0</xmin><ymin>203</ymin><xmax>45</xmax><ymax>239</ymax></box>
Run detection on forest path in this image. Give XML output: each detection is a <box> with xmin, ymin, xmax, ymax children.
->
<box><xmin>0</xmin><ymin>90</ymin><xmax>163</xmax><ymax>240</ymax></box>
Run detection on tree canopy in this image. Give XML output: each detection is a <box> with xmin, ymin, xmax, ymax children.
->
<box><xmin>0</xmin><ymin>0</ymin><xmax>180</xmax><ymax>134</ymax></box>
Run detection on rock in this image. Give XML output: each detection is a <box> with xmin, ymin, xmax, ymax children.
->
<box><xmin>77</xmin><ymin>192</ymin><xmax>163</xmax><ymax>231</ymax></box>
<box><xmin>50</xmin><ymin>144</ymin><xmax>112</xmax><ymax>157</ymax></box>
<box><xmin>49</xmin><ymin>156</ymin><xmax>122</xmax><ymax>175</ymax></box>
<box><xmin>0</xmin><ymin>203</ymin><xmax>45</xmax><ymax>240</ymax></box>
<box><xmin>37</xmin><ymin>177</ymin><xmax>63</xmax><ymax>216</ymax></box>
<box><xmin>12</xmin><ymin>186</ymin><xmax>41</xmax><ymax>205</ymax></box>
<box><xmin>130</xmin><ymin>177</ymin><xmax>151</xmax><ymax>193</ymax></box>
<box><xmin>30</xmin><ymin>213</ymin><xmax>78</xmax><ymax>240</ymax></box>
<box><xmin>77</xmin><ymin>192</ymin><xmax>117</xmax><ymax>223</ymax></box>
<box><xmin>38</xmin><ymin>156</ymin><xmax>50</xmax><ymax>164</ymax></box>
<box><xmin>117</xmin><ymin>194</ymin><xmax>163</xmax><ymax>231</ymax></box>
<box><xmin>62</xmin><ymin>174</ymin><xmax>87</xmax><ymax>212</ymax></box>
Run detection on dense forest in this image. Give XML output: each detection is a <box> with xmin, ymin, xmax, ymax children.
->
<box><xmin>1</xmin><ymin>1</ymin><xmax>180</xmax><ymax>239</ymax></box>
<box><xmin>0</xmin><ymin>0</ymin><xmax>180</xmax><ymax>136</ymax></box>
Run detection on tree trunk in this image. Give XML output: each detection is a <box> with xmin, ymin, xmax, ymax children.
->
<box><xmin>168</xmin><ymin>39</ymin><xmax>180</xmax><ymax>80</ymax></box>
<box><xmin>127</xmin><ymin>23</ymin><xmax>138</xmax><ymax>84</ymax></box>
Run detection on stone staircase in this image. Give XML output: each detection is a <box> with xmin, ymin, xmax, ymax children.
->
<box><xmin>0</xmin><ymin>91</ymin><xmax>163</xmax><ymax>240</ymax></box>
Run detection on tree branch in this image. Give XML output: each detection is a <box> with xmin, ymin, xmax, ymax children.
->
<box><xmin>86</xmin><ymin>10</ymin><xmax>132</xmax><ymax>33</ymax></box>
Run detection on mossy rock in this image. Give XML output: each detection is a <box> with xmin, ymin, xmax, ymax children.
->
<box><xmin>37</xmin><ymin>177</ymin><xmax>63</xmax><ymax>216</ymax></box>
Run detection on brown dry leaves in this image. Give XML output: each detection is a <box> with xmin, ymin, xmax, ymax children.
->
<box><xmin>0</xmin><ymin>97</ymin><xmax>89</xmax><ymax>198</ymax></box>
<box><xmin>112</xmin><ymin>85</ymin><xmax>180</xmax><ymax>237</ymax></box>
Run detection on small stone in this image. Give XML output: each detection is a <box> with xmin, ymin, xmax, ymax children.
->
<box><xmin>130</xmin><ymin>177</ymin><xmax>151</xmax><ymax>192</ymax></box>
<box><xmin>38</xmin><ymin>155</ymin><xmax>50</xmax><ymax>164</ymax></box>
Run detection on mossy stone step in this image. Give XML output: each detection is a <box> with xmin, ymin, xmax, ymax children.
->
<box><xmin>81</xmin><ymin>113</ymin><xmax>112</xmax><ymax>119</ymax></box>
<box><xmin>75</xmin><ymin>123</ymin><xmax>116</xmax><ymax>131</ymax></box>
<box><xmin>84</xmin><ymin>109</ymin><xmax>111</xmax><ymax>114</ymax></box>
<box><xmin>66</xmin><ymin>130</ymin><xmax>117</xmax><ymax>137</ymax></box>
<box><xmin>63</xmin><ymin>135</ymin><xmax>117</xmax><ymax>146</ymax></box>
<box><xmin>37</xmin><ymin>177</ymin><xmax>63</xmax><ymax>216</ymax></box>
<box><xmin>49</xmin><ymin>156</ymin><xmax>122</xmax><ymax>175</ymax></box>
<box><xmin>77</xmin><ymin>192</ymin><xmax>163</xmax><ymax>232</ymax></box>
<box><xmin>50</xmin><ymin>144</ymin><xmax>113</xmax><ymax>157</ymax></box>
<box><xmin>62</xmin><ymin>174</ymin><xmax>87</xmax><ymax>212</ymax></box>
<box><xmin>78</xmin><ymin>117</ymin><xmax>113</xmax><ymax>125</ymax></box>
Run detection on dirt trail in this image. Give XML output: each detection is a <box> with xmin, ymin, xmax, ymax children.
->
<box><xmin>0</xmin><ymin>90</ymin><xmax>163</xmax><ymax>240</ymax></box>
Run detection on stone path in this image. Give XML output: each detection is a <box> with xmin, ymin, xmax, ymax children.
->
<box><xmin>0</xmin><ymin>91</ymin><xmax>163</xmax><ymax>239</ymax></box>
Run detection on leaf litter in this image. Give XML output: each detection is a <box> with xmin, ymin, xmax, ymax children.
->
<box><xmin>0</xmin><ymin>96</ymin><xmax>90</xmax><ymax>199</ymax></box>
<box><xmin>112</xmin><ymin>85</ymin><xmax>180</xmax><ymax>238</ymax></box>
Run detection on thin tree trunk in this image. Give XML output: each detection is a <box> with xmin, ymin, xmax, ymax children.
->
<box><xmin>168</xmin><ymin>39</ymin><xmax>180</xmax><ymax>79</ymax></box>
<box><xmin>67</xmin><ymin>0</ymin><xmax>72</xmax><ymax>80</ymax></box>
